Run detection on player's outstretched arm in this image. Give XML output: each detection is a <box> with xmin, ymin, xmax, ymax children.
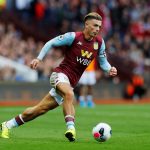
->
<box><xmin>30</xmin><ymin>58</ymin><xmax>42</xmax><ymax>69</ymax></box>
<box><xmin>37</xmin><ymin>32</ymin><xmax>75</xmax><ymax>60</ymax></box>
<box><xmin>98</xmin><ymin>39</ymin><xmax>117</xmax><ymax>77</ymax></box>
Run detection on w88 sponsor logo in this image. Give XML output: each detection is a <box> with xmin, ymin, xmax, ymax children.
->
<box><xmin>76</xmin><ymin>57</ymin><xmax>91</xmax><ymax>66</ymax></box>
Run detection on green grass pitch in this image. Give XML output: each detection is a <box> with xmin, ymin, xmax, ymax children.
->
<box><xmin>0</xmin><ymin>104</ymin><xmax>150</xmax><ymax>150</ymax></box>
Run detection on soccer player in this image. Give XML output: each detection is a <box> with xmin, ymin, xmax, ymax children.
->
<box><xmin>0</xmin><ymin>12</ymin><xmax>117</xmax><ymax>142</ymax></box>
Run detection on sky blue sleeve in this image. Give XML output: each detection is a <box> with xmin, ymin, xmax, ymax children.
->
<box><xmin>98</xmin><ymin>39</ymin><xmax>111</xmax><ymax>72</ymax></box>
<box><xmin>37</xmin><ymin>32</ymin><xmax>75</xmax><ymax>60</ymax></box>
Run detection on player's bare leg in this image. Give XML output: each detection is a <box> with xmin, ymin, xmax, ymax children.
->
<box><xmin>56</xmin><ymin>83</ymin><xmax>76</xmax><ymax>142</ymax></box>
<box><xmin>21</xmin><ymin>93</ymin><xmax>58</xmax><ymax>122</ymax></box>
<box><xmin>0</xmin><ymin>93</ymin><xmax>58</xmax><ymax>138</ymax></box>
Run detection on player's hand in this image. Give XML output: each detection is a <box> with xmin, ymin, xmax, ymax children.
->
<box><xmin>30</xmin><ymin>58</ymin><xmax>41</xmax><ymax>69</ymax></box>
<box><xmin>108</xmin><ymin>67</ymin><xmax>117</xmax><ymax>76</ymax></box>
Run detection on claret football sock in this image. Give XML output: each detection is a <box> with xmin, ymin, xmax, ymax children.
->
<box><xmin>65</xmin><ymin>115</ymin><xmax>75</xmax><ymax>130</ymax></box>
<box><xmin>64</xmin><ymin>115</ymin><xmax>76</xmax><ymax>141</ymax></box>
<box><xmin>5</xmin><ymin>114</ymin><xmax>25</xmax><ymax>129</ymax></box>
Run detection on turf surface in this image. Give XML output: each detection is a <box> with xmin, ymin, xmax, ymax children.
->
<box><xmin>0</xmin><ymin>104</ymin><xmax>150</xmax><ymax>150</ymax></box>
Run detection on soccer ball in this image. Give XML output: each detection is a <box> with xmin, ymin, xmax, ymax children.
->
<box><xmin>92</xmin><ymin>122</ymin><xmax>112</xmax><ymax>142</ymax></box>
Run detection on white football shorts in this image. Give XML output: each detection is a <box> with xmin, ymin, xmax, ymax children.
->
<box><xmin>49</xmin><ymin>72</ymin><xmax>70</xmax><ymax>105</ymax></box>
<box><xmin>79</xmin><ymin>71</ymin><xmax>96</xmax><ymax>85</ymax></box>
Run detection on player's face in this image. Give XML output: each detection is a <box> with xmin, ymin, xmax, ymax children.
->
<box><xmin>85</xmin><ymin>19</ymin><xmax>102</xmax><ymax>37</ymax></box>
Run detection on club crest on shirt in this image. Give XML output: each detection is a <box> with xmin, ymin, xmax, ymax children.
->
<box><xmin>93</xmin><ymin>42</ymin><xmax>98</xmax><ymax>50</ymax></box>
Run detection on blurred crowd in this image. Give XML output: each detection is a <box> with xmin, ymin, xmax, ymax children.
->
<box><xmin>0</xmin><ymin>22</ymin><xmax>64</xmax><ymax>81</ymax></box>
<box><xmin>0</xmin><ymin>0</ymin><xmax>150</xmax><ymax>85</ymax></box>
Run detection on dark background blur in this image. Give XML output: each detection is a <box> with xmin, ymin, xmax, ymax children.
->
<box><xmin>0</xmin><ymin>0</ymin><xmax>149</xmax><ymax>102</ymax></box>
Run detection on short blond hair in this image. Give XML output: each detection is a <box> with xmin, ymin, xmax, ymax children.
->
<box><xmin>84</xmin><ymin>12</ymin><xmax>102</xmax><ymax>23</ymax></box>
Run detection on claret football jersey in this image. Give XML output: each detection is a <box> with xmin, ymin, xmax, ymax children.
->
<box><xmin>37</xmin><ymin>32</ymin><xmax>111</xmax><ymax>87</ymax></box>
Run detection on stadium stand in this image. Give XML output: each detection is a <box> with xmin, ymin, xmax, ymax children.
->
<box><xmin>0</xmin><ymin>0</ymin><xmax>149</xmax><ymax>100</ymax></box>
